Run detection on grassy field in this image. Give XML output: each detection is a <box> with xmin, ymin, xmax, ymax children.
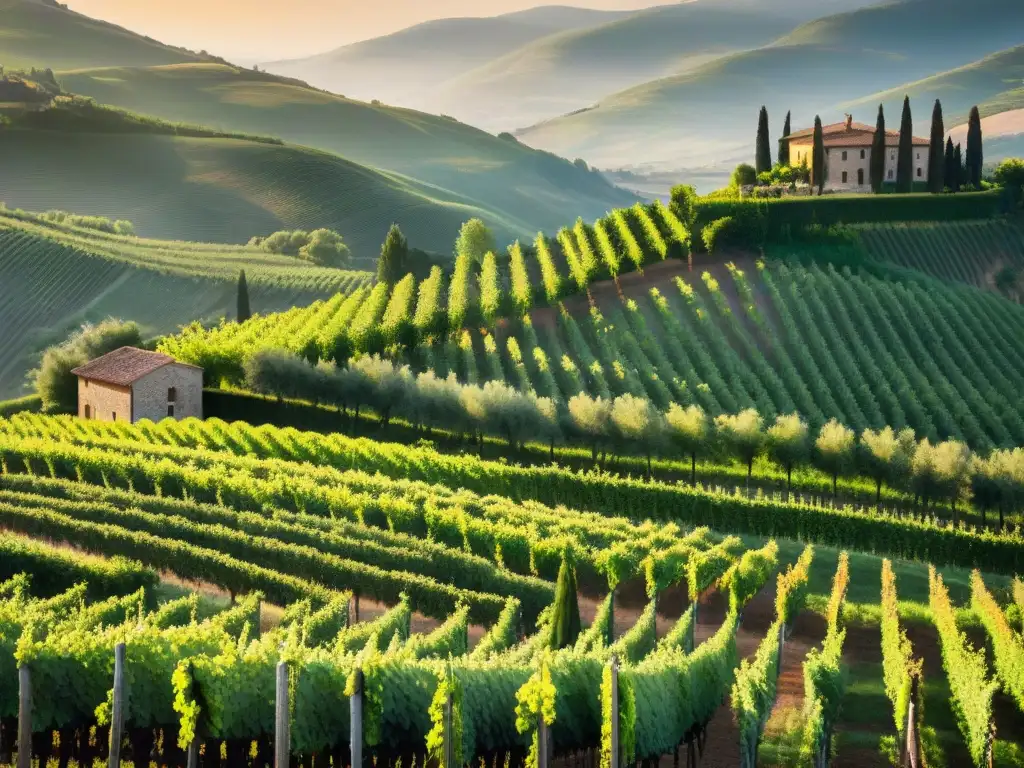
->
<box><xmin>0</xmin><ymin>211</ymin><xmax>371</xmax><ymax>397</ymax></box>
<box><xmin>0</xmin><ymin>127</ymin><xmax>514</xmax><ymax>253</ymax></box>
<box><xmin>53</xmin><ymin>63</ymin><xmax>638</xmax><ymax>236</ymax></box>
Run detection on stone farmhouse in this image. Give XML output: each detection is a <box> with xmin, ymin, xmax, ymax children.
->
<box><xmin>781</xmin><ymin>114</ymin><xmax>930</xmax><ymax>191</ymax></box>
<box><xmin>72</xmin><ymin>346</ymin><xmax>203</xmax><ymax>424</ymax></box>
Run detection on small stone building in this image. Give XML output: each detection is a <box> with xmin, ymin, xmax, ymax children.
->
<box><xmin>72</xmin><ymin>347</ymin><xmax>203</xmax><ymax>424</ymax></box>
<box><xmin>781</xmin><ymin>114</ymin><xmax>930</xmax><ymax>192</ymax></box>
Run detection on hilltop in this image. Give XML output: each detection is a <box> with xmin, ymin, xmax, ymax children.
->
<box><xmin>0</xmin><ymin>93</ymin><xmax>511</xmax><ymax>252</ymax></box>
<box><xmin>56</xmin><ymin>63</ymin><xmax>638</xmax><ymax>235</ymax></box>
<box><xmin>515</xmin><ymin>0</ymin><xmax>1024</xmax><ymax>187</ymax></box>
<box><xmin>0</xmin><ymin>0</ymin><xmax>213</xmax><ymax>70</ymax></box>
<box><xmin>265</xmin><ymin>5</ymin><xmax>635</xmax><ymax>108</ymax></box>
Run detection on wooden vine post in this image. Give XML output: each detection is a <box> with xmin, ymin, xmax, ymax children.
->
<box><xmin>274</xmin><ymin>661</ymin><xmax>290</xmax><ymax>768</ymax></box>
<box><xmin>609</xmin><ymin>655</ymin><xmax>619</xmax><ymax>768</ymax></box>
<box><xmin>538</xmin><ymin>711</ymin><xmax>550</xmax><ymax>768</ymax></box>
<box><xmin>350</xmin><ymin>669</ymin><xmax>364</xmax><ymax>768</ymax></box>
<box><xmin>901</xmin><ymin>675</ymin><xmax>923</xmax><ymax>768</ymax></box>
<box><xmin>108</xmin><ymin>642</ymin><xmax>127</xmax><ymax>768</ymax></box>
<box><xmin>443</xmin><ymin>691</ymin><xmax>454</xmax><ymax>768</ymax></box>
<box><xmin>17</xmin><ymin>664</ymin><xmax>30</xmax><ymax>768</ymax></box>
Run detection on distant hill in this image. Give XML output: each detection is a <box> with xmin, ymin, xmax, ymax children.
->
<box><xmin>515</xmin><ymin>0</ymin><xmax>1024</xmax><ymax>187</ymax></box>
<box><xmin>0</xmin><ymin>0</ymin><xmax>208</xmax><ymax>70</ymax></box>
<box><xmin>430</xmin><ymin>3</ymin><xmax>799</xmax><ymax>131</ymax></box>
<box><xmin>264</xmin><ymin>5</ymin><xmax>636</xmax><ymax>109</ymax></box>
<box><xmin>0</xmin><ymin>101</ymin><xmax>515</xmax><ymax>254</ymax></box>
<box><xmin>57</xmin><ymin>64</ymin><xmax>638</xmax><ymax>238</ymax></box>
<box><xmin>843</xmin><ymin>44</ymin><xmax>1024</xmax><ymax>131</ymax></box>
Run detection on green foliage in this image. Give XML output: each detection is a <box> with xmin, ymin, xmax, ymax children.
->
<box><xmin>970</xmin><ymin>571</ymin><xmax>1024</xmax><ymax>711</ymax></box>
<box><xmin>447</xmin><ymin>253</ymin><xmax>474</xmax><ymax>333</ymax></box>
<box><xmin>871</xmin><ymin>104</ymin><xmax>886</xmax><ymax>193</ymax></box>
<box><xmin>928</xmin><ymin>100</ymin><xmax>946</xmax><ymax>194</ymax></box>
<box><xmin>880</xmin><ymin>560</ymin><xmax>921</xmax><ymax>739</ymax></box>
<box><xmin>815</xmin><ymin>419</ymin><xmax>856</xmax><ymax>494</ymax></box>
<box><xmin>966</xmin><ymin>106</ymin><xmax>984</xmax><ymax>189</ymax></box>
<box><xmin>456</xmin><ymin>219</ymin><xmax>497</xmax><ymax>265</ymax></box>
<box><xmin>812</xmin><ymin>116</ymin><xmax>824</xmax><ymax>193</ymax></box>
<box><xmin>896</xmin><ymin>97</ymin><xmax>915</xmax><ymax>194</ymax></box>
<box><xmin>756</xmin><ymin>107</ymin><xmax>772</xmax><ymax>175</ymax></box>
<box><xmin>515</xmin><ymin>658</ymin><xmax>556</xmax><ymax>768</ymax></box>
<box><xmin>32</xmin><ymin>318</ymin><xmax>142</xmax><ymax>412</ymax></box>
<box><xmin>251</xmin><ymin>228</ymin><xmax>351</xmax><ymax>267</ymax></box>
<box><xmin>479</xmin><ymin>251</ymin><xmax>502</xmax><ymax>325</ymax></box>
<box><xmin>721</xmin><ymin>541</ymin><xmax>779</xmax><ymax>614</ymax></box>
<box><xmin>714</xmin><ymin>409</ymin><xmax>766</xmax><ymax>478</ymax></box>
<box><xmin>38</xmin><ymin>210</ymin><xmax>135</xmax><ymax>235</ymax></box>
<box><xmin>775</xmin><ymin>545</ymin><xmax>813</xmax><ymax>626</ymax></box>
<box><xmin>549</xmin><ymin>559</ymin><xmax>582</xmax><ymax>650</ymax></box>
<box><xmin>930</xmin><ymin>566</ymin><xmax>998</xmax><ymax>767</ymax></box>
<box><xmin>732</xmin><ymin>164</ymin><xmax>758</xmax><ymax>188</ymax></box>
<box><xmin>767</xmin><ymin>414</ymin><xmax>810</xmax><ymax>487</ymax></box>
<box><xmin>471</xmin><ymin>598</ymin><xmax>521</xmax><ymax>661</ymax></box>
<box><xmin>378</xmin><ymin>224</ymin><xmax>409</xmax><ymax>285</ymax></box>
<box><xmin>236</xmin><ymin>269</ymin><xmax>251</xmax><ymax>323</ymax></box>
<box><xmin>732</xmin><ymin>618</ymin><xmax>783</xmax><ymax>768</ymax></box>
<box><xmin>994</xmin><ymin>158</ymin><xmax>1024</xmax><ymax>206</ymax></box>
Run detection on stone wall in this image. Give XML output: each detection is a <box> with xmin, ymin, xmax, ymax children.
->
<box><xmin>132</xmin><ymin>364</ymin><xmax>203</xmax><ymax>422</ymax></box>
<box><xmin>78</xmin><ymin>379</ymin><xmax>131</xmax><ymax>422</ymax></box>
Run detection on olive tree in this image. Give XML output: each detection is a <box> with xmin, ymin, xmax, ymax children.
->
<box><xmin>766</xmin><ymin>413</ymin><xmax>810</xmax><ymax>500</ymax></box>
<box><xmin>610</xmin><ymin>394</ymin><xmax>664</xmax><ymax>478</ymax></box>
<box><xmin>814</xmin><ymin>419</ymin><xmax>856</xmax><ymax>499</ymax></box>
<box><xmin>568</xmin><ymin>393</ymin><xmax>612</xmax><ymax>464</ymax></box>
<box><xmin>665</xmin><ymin>403</ymin><xmax>709</xmax><ymax>485</ymax></box>
<box><xmin>858</xmin><ymin>426</ymin><xmax>916</xmax><ymax>509</ymax></box>
<box><xmin>714</xmin><ymin>409</ymin><xmax>766</xmax><ymax>491</ymax></box>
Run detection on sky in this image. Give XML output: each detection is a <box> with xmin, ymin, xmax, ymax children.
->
<box><xmin>64</xmin><ymin>0</ymin><xmax>659</xmax><ymax>61</ymax></box>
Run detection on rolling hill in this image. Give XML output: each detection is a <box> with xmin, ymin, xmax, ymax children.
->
<box><xmin>515</xmin><ymin>0</ymin><xmax>1024</xmax><ymax>189</ymax></box>
<box><xmin>0</xmin><ymin>117</ymin><xmax>515</xmax><ymax>253</ymax></box>
<box><xmin>264</xmin><ymin>5</ymin><xmax>637</xmax><ymax>109</ymax></box>
<box><xmin>0</xmin><ymin>0</ymin><xmax>207</xmax><ymax>70</ymax></box>
<box><xmin>56</xmin><ymin>63</ymin><xmax>638</xmax><ymax>235</ymax></box>
<box><xmin>0</xmin><ymin>209</ymin><xmax>371</xmax><ymax>397</ymax></box>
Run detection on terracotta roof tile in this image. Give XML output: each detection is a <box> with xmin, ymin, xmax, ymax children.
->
<box><xmin>782</xmin><ymin>119</ymin><xmax>928</xmax><ymax>147</ymax></box>
<box><xmin>72</xmin><ymin>347</ymin><xmax>198</xmax><ymax>387</ymax></box>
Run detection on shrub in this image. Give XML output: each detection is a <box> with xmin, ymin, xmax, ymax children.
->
<box><xmin>249</xmin><ymin>228</ymin><xmax>350</xmax><ymax>267</ymax></box>
<box><xmin>994</xmin><ymin>158</ymin><xmax>1024</xmax><ymax>207</ymax></box>
<box><xmin>32</xmin><ymin>319</ymin><xmax>142</xmax><ymax>412</ymax></box>
<box><xmin>732</xmin><ymin>164</ymin><xmax>758</xmax><ymax>187</ymax></box>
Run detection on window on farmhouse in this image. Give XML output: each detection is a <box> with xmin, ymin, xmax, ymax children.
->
<box><xmin>168</xmin><ymin>387</ymin><xmax>177</xmax><ymax>402</ymax></box>
<box><xmin>860</xmin><ymin>149</ymin><xmax>865</xmax><ymax>159</ymax></box>
<box><xmin>842</xmin><ymin>171</ymin><xmax>848</xmax><ymax>183</ymax></box>
<box><xmin>112</xmin><ymin>412</ymin><xmax>117</xmax><ymax>421</ymax></box>
<box><xmin>842</xmin><ymin>151</ymin><xmax>847</xmax><ymax>161</ymax></box>
<box><xmin>917</xmin><ymin>167</ymin><xmax>922</xmax><ymax>178</ymax></box>
<box><xmin>168</xmin><ymin>405</ymin><xmax>175</xmax><ymax>418</ymax></box>
<box><xmin>888</xmin><ymin>170</ymin><xmax>894</xmax><ymax>180</ymax></box>
<box><xmin>84</xmin><ymin>404</ymin><xmax>91</xmax><ymax>419</ymax></box>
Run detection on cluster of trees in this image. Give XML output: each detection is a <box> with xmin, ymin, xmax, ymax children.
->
<box><xmin>38</xmin><ymin>210</ymin><xmax>135</xmax><ymax>236</ymax></box>
<box><xmin>248</xmin><ymin>228</ymin><xmax>351</xmax><ymax>268</ymax></box>
<box><xmin>32</xmin><ymin>319</ymin><xmax>142</xmax><ymax>412</ymax></box>
<box><xmin>241</xmin><ymin>349</ymin><xmax>1024</xmax><ymax>525</ymax></box>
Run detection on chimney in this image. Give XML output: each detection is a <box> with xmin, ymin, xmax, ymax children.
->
<box><xmin>845</xmin><ymin>114</ymin><xmax>853</xmax><ymax>130</ymax></box>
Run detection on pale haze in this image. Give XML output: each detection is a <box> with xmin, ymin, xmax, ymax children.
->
<box><xmin>63</xmin><ymin>0</ymin><xmax>659</xmax><ymax>60</ymax></box>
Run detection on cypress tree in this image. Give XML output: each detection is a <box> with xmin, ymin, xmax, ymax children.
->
<box><xmin>377</xmin><ymin>224</ymin><xmax>409</xmax><ymax>286</ymax></box>
<box><xmin>236</xmin><ymin>270</ymin><xmax>251</xmax><ymax>323</ymax></box>
<box><xmin>812</xmin><ymin>116</ymin><xmax>825</xmax><ymax>194</ymax></box>
<box><xmin>944</xmin><ymin>137</ymin><xmax>956</xmax><ymax>192</ymax></box>
<box><xmin>869</xmin><ymin>104</ymin><xmax>886</xmax><ymax>193</ymax></box>
<box><xmin>953</xmin><ymin>143</ymin><xmax>963</xmax><ymax>192</ymax></box>
<box><xmin>966</xmin><ymin>105</ymin><xmax>983</xmax><ymax>188</ymax></box>
<box><xmin>896</xmin><ymin>96</ymin><xmax>914</xmax><ymax>193</ymax></box>
<box><xmin>549</xmin><ymin>557</ymin><xmax>582</xmax><ymax>650</ymax></box>
<box><xmin>927</xmin><ymin>99</ymin><xmax>945</xmax><ymax>193</ymax></box>
<box><xmin>755</xmin><ymin>106</ymin><xmax>772</xmax><ymax>174</ymax></box>
<box><xmin>778</xmin><ymin>110</ymin><xmax>792</xmax><ymax>166</ymax></box>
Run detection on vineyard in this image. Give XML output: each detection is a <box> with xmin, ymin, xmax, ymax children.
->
<box><xmin>0</xmin><ymin>211</ymin><xmax>372</xmax><ymax>397</ymax></box>
<box><xmin>0</xmin><ymin>407</ymin><xmax>1021</xmax><ymax>768</ymax></box>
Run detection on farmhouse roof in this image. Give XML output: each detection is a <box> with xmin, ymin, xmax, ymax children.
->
<box><xmin>781</xmin><ymin>116</ymin><xmax>929</xmax><ymax>147</ymax></box>
<box><xmin>72</xmin><ymin>347</ymin><xmax>200</xmax><ymax>387</ymax></box>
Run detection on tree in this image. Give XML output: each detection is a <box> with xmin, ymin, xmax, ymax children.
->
<box><xmin>994</xmin><ymin>158</ymin><xmax>1024</xmax><ymax>207</ymax></box>
<box><xmin>236</xmin><ymin>270</ymin><xmax>251</xmax><ymax>322</ymax></box>
<box><xmin>33</xmin><ymin>319</ymin><xmax>142</xmax><ymax>412</ymax></box>
<box><xmin>966</xmin><ymin>105</ymin><xmax>983</xmax><ymax>189</ymax></box>
<box><xmin>870</xmin><ymin>104</ymin><xmax>886</xmax><ymax>193</ymax></box>
<box><xmin>858</xmin><ymin>426</ymin><xmax>915</xmax><ymax>509</ymax></box>
<box><xmin>927</xmin><ymin>99</ymin><xmax>945</xmax><ymax>193</ymax></box>
<box><xmin>766</xmin><ymin>414</ymin><xmax>810</xmax><ymax>500</ymax></box>
<box><xmin>815</xmin><ymin>419</ymin><xmax>855</xmax><ymax>499</ymax></box>
<box><xmin>731</xmin><ymin>163</ymin><xmax>757</xmax><ymax>188</ymax></box>
<box><xmin>896</xmin><ymin>96</ymin><xmax>914</xmax><ymax>193</ymax></box>
<box><xmin>944</xmin><ymin>138</ymin><xmax>957</xmax><ymax>192</ymax></box>
<box><xmin>610</xmin><ymin>394</ymin><xmax>664</xmax><ymax>478</ymax></box>
<box><xmin>714</xmin><ymin>409</ymin><xmax>766</xmax><ymax>491</ymax></box>
<box><xmin>299</xmin><ymin>229</ymin><xmax>351</xmax><ymax>268</ymax></box>
<box><xmin>812</xmin><ymin>116</ymin><xmax>825</xmax><ymax>194</ymax></box>
<box><xmin>932</xmin><ymin>440</ymin><xmax>973</xmax><ymax>526</ymax></box>
<box><xmin>778</xmin><ymin>110</ymin><xmax>792</xmax><ymax>167</ymax></box>
<box><xmin>665</xmin><ymin>403</ymin><xmax>709</xmax><ymax>485</ymax></box>
<box><xmin>568</xmin><ymin>393</ymin><xmax>612</xmax><ymax>463</ymax></box>
<box><xmin>756</xmin><ymin>106</ymin><xmax>772</xmax><ymax>174</ymax></box>
<box><xmin>377</xmin><ymin>224</ymin><xmax>409</xmax><ymax>285</ymax></box>
<box><xmin>954</xmin><ymin>143</ymin><xmax>964</xmax><ymax>191</ymax></box>
<box><xmin>455</xmin><ymin>218</ymin><xmax>496</xmax><ymax>265</ymax></box>
<box><xmin>549</xmin><ymin>557</ymin><xmax>582</xmax><ymax>650</ymax></box>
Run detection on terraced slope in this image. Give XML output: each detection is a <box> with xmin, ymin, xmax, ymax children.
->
<box><xmin>0</xmin><ymin>211</ymin><xmax>370</xmax><ymax>397</ymax></box>
<box><xmin>0</xmin><ymin>128</ymin><xmax>509</xmax><ymax>251</ymax></box>
<box><xmin>56</xmin><ymin>64</ymin><xmax>638</xmax><ymax>234</ymax></box>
